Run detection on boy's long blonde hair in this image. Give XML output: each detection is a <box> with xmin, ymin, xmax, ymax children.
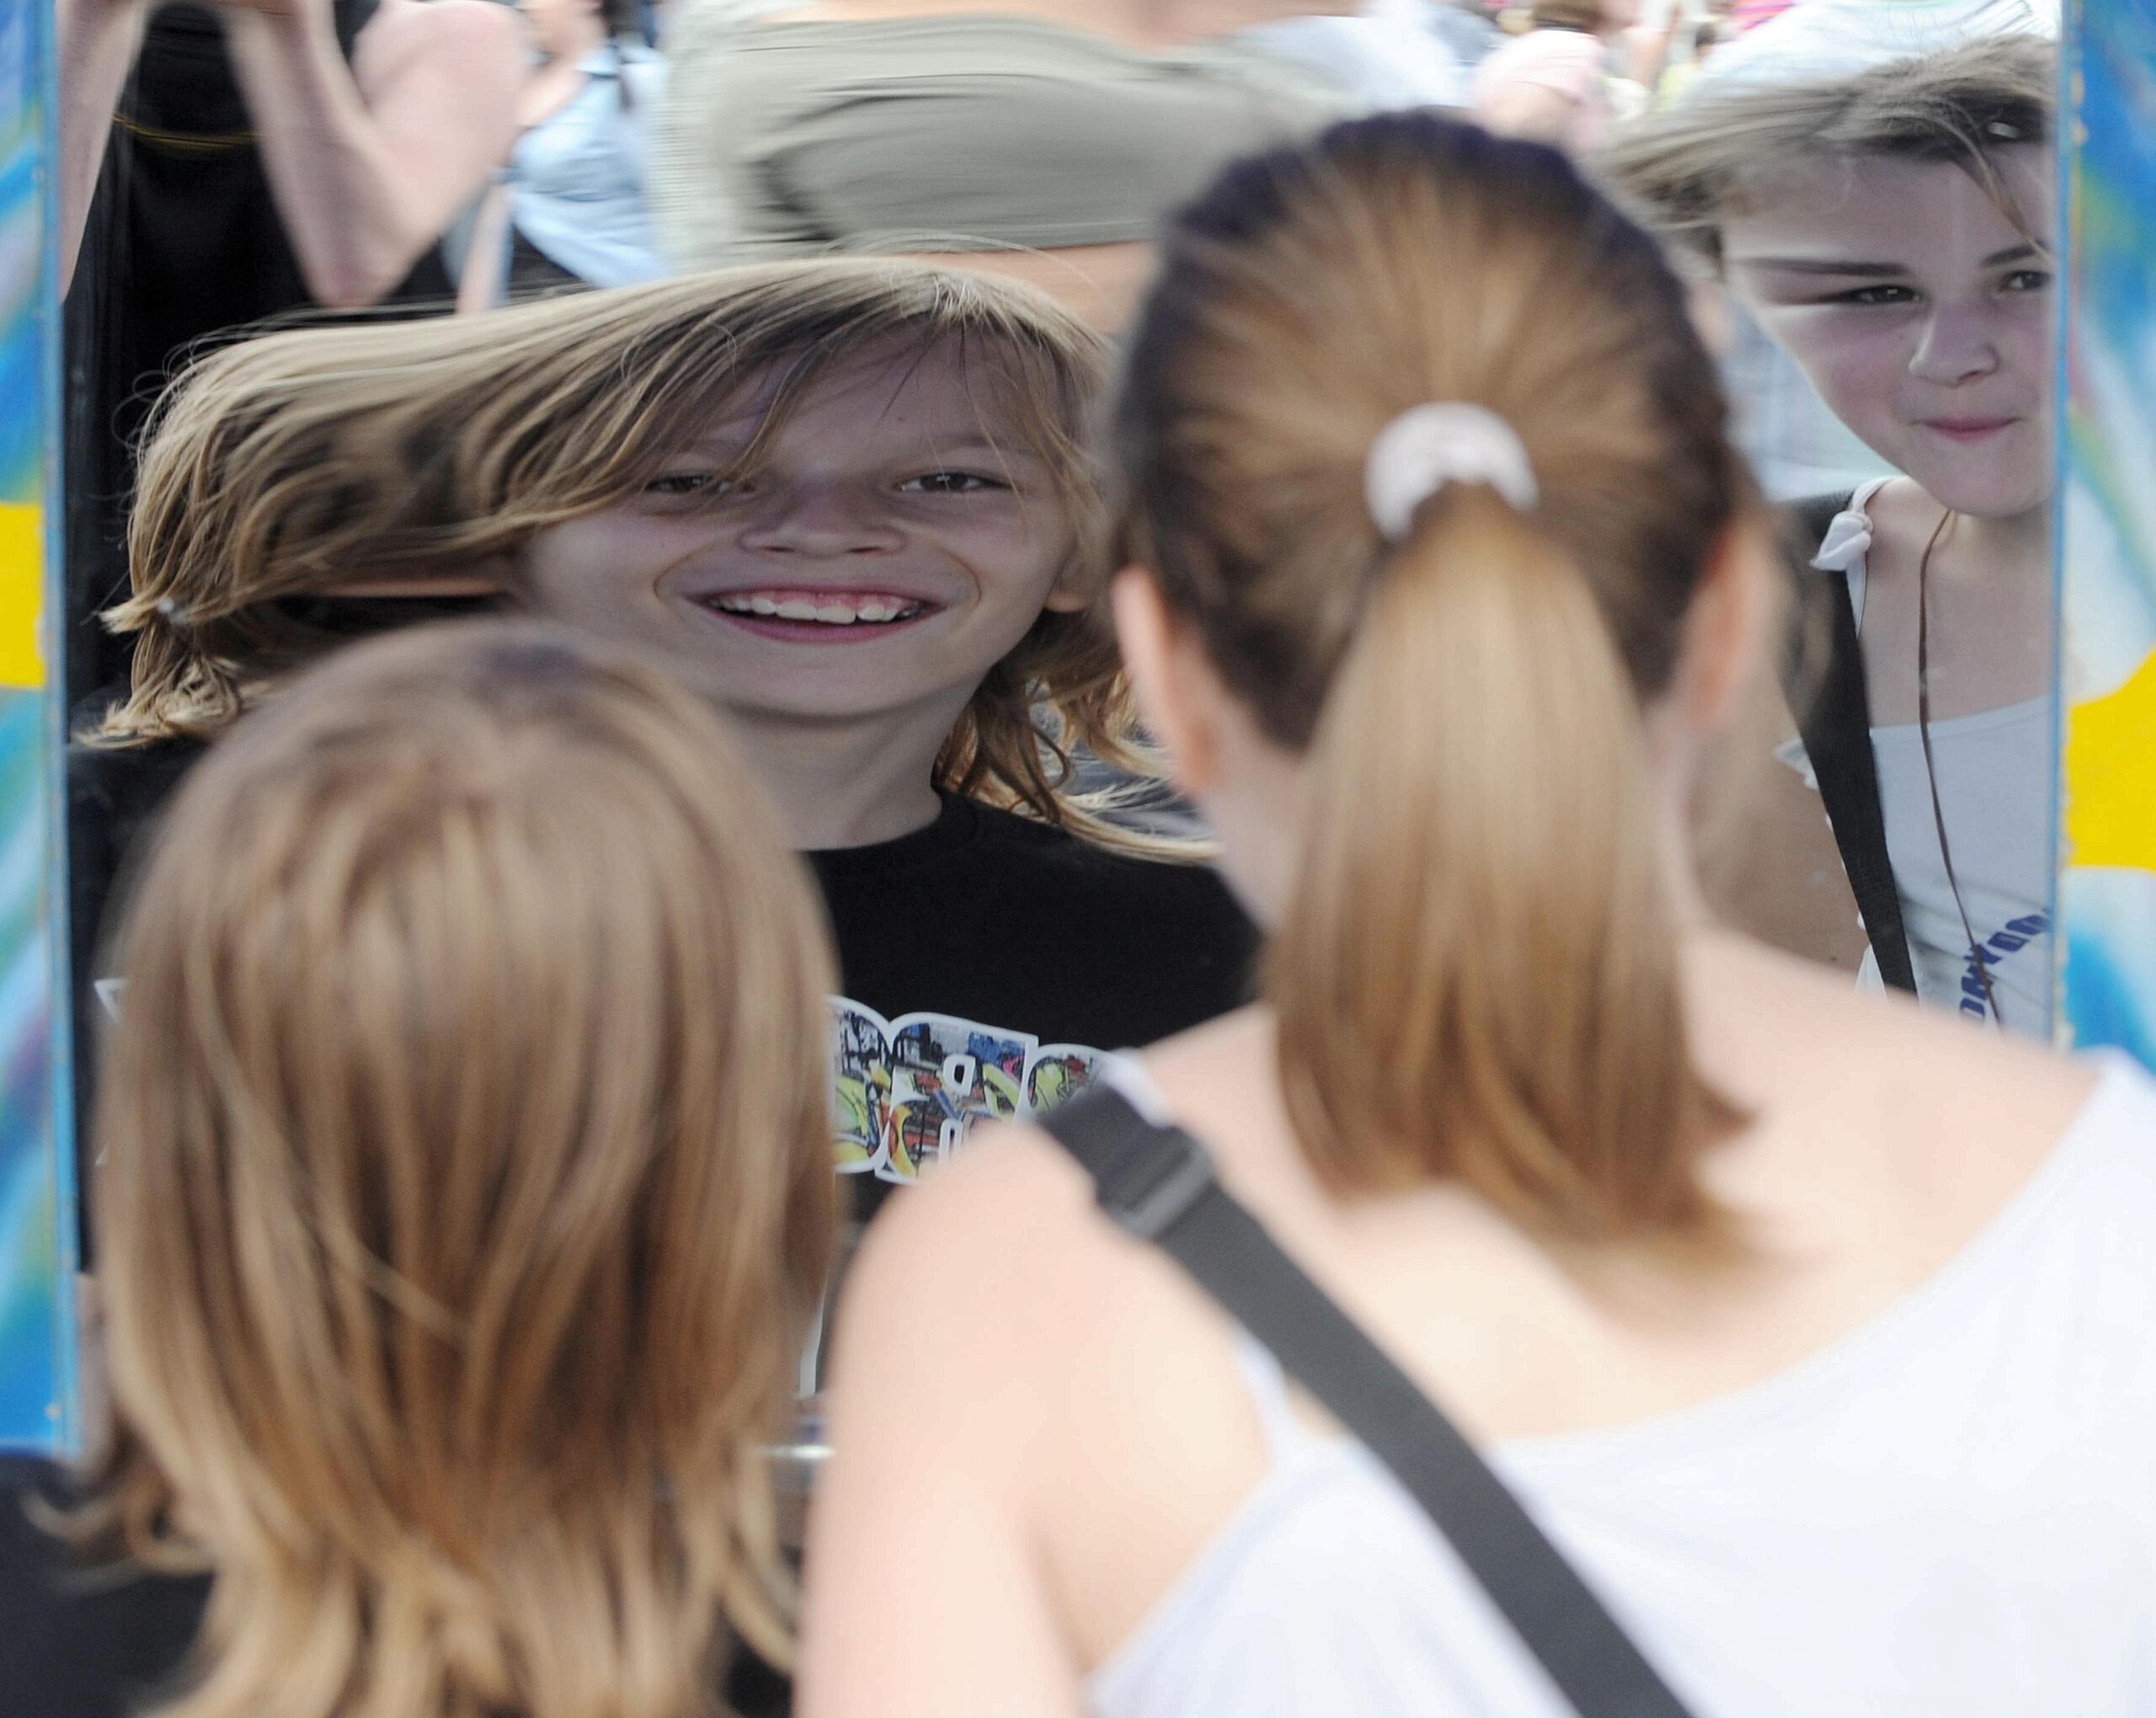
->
<box><xmin>87</xmin><ymin>619</ymin><xmax>840</xmax><ymax>1718</ymax></box>
<box><xmin>1116</xmin><ymin>113</ymin><xmax>1752</xmax><ymax>1244</ymax></box>
<box><xmin>101</xmin><ymin>261</ymin><xmax>1171</xmax><ymax>849</ymax></box>
<box><xmin>1600</xmin><ymin>36</ymin><xmax>2057</xmax><ymax>270</ymax></box>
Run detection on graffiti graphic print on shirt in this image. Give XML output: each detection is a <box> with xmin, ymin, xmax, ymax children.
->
<box><xmin>831</xmin><ymin>999</ymin><xmax>1104</xmax><ymax>1182</ymax></box>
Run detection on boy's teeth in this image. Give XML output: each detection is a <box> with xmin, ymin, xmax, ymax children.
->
<box><xmin>713</xmin><ymin>593</ymin><xmax>920</xmax><ymax>624</ymax></box>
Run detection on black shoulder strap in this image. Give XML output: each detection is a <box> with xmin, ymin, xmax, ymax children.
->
<box><xmin>1780</xmin><ymin>494</ymin><xmax>1919</xmax><ymax>995</ymax></box>
<box><xmin>1039</xmin><ymin>1086</ymin><xmax>1696</xmax><ymax>1718</ymax></box>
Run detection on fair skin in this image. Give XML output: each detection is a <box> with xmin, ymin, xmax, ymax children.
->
<box><xmin>59</xmin><ymin>0</ymin><xmax>523</xmax><ymax>304</ymax></box>
<box><xmin>512</xmin><ymin>342</ymin><xmax>1086</xmax><ymax>849</ymax></box>
<box><xmin>1724</xmin><ymin>149</ymin><xmax>2057</xmax><ymax>726</ymax></box>
<box><xmin>799</xmin><ymin>539</ymin><xmax>2095</xmax><ymax>1715</ymax></box>
<box><xmin>1689</xmin><ymin>651</ymin><xmax>1869</xmax><ymax>974</ymax></box>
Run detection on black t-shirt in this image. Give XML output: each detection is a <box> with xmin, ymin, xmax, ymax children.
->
<box><xmin>0</xmin><ymin>1459</ymin><xmax>792</xmax><ymax>1717</ymax></box>
<box><xmin>805</xmin><ymin>795</ymin><xmax>1259</xmax><ymax>1223</ymax></box>
<box><xmin>67</xmin><ymin>728</ymin><xmax>206</xmax><ymax>995</ymax></box>
<box><xmin>65</xmin><ymin>770</ymin><xmax>1256</xmax><ymax>1244</ymax></box>
<box><xmin>66</xmin><ymin>726</ymin><xmax>206</xmax><ymax>1263</ymax></box>
<box><xmin>67</xmin><ymin>596</ymin><xmax>494</xmax><ymax>1007</ymax></box>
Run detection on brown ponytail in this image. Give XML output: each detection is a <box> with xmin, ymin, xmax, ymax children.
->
<box><xmin>1274</xmin><ymin>487</ymin><xmax>1727</xmax><ymax>1234</ymax></box>
<box><xmin>1115</xmin><ymin>113</ymin><xmax>1755</xmax><ymax>1241</ymax></box>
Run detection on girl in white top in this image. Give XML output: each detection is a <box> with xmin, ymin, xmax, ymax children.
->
<box><xmin>1610</xmin><ymin>40</ymin><xmax>2059</xmax><ymax>1032</ymax></box>
<box><xmin>798</xmin><ymin>111</ymin><xmax>2156</xmax><ymax>1716</ymax></box>
<box><xmin>1803</xmin><ymin>478</ymin><xmax>2054</xmax><ymax>1029</ymax></box>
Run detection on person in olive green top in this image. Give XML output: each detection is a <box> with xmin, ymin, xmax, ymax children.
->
<box><xmin>653</xmin><ymin>0</ymin><xmax>1348</xmax><ymax>326</ymax></box>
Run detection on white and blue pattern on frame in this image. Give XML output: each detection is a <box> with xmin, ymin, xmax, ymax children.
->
<box><xmin>2059</xmin><ymin>0</ymin><xmax>2156</xmax><ymax>1068</ymax></box>
<box><xmin>0</xmin><ymin>0</ymin><xmax>75</xmax><ymax>1455</ymax></box>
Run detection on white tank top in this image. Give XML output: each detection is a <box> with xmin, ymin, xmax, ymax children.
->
<box><xmin>1790</xmin><ymin>479</ymin><xmax>2056</xmax><ymax>1033</ymax></box>
<box><xmin>1087</xmin><ymin>1054</ymin><xmax>2156</xmax><ymax>1718</ymax></box>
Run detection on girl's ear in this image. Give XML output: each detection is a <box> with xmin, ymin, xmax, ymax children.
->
<box><xmin>1673</xmin><ymin>522</ymin><xmax>1777</xmax><ymax>737</ymax></box>
<box><xmin>1109</xmin><ymin>566</ymin><xmax>1221</xmax><ymax>797</ymax></box>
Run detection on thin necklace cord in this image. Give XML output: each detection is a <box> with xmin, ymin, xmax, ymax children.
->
<box><xmin>1915</xmin><ymin>507</ymin><xmax>2004</xmax><ymax>1029</ymax></box>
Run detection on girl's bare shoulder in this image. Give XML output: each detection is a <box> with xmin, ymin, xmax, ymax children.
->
<box><xmin>1705</xmin><ymin>942</ymin><xmax>2101</xmax><ymax>1232</ymax></box>
<box><xmin>1856</xmin><ymin>475</ymin><xmax>1941</xmax><ymax>568</ymax></box>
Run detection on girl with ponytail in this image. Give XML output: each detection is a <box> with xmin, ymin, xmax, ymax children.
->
<box><xmin>803</xmin><ymin>111</ymin><xmax>2156</xmax><ymax>1717</ymax></box>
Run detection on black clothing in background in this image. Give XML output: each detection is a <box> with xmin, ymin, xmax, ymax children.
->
<box><xmin>66</xmin><ymin>720</ymin><xmax>205</xmax><ymax>1246</ymax></box>
<box><xmin>67</xmin><ymin>600</ymin><xmax>494</xmax><ymax>999</ymax></box>
<box><xmin>0</xmin><ymin>1459</ymin><xmax>208</xmax><ymax>1718</ymax></box>
<box><xmin>63</xmin><ymin>0</ymin><xmax>454</xmax><ymax>709</ymax></box>
<box><xmin>807</xmin><ymin>794</ymin><xmax>1259</xmax><ymax>1223</ymax></box>
<box><xmin>67</xmin><ymin>720</ymin><xmax>204</xmax><ymax>1000</ymax></box>
<box><xmin>0</xmin><ymin>1459</ymin><xmax>793</xmax><ymax>1718</ymax></box>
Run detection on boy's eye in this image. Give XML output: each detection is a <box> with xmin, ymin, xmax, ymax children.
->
<box><xmin>1830</xmin><ymin>284</ymin><xmax>1919</xmax><ymax>307</ymax></box>
<box><xmin>646</xmin><ymin>472</ymin><xmax>737</xmax><ymax>498</ymax></box>
<box><xmin>901</xmin><ymin>472</ymin><xmax>1003</xmax><ymax>495</ymax></box>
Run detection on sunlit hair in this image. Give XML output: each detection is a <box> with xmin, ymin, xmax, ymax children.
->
<box><xmin>1601</xmin><ymin>36</ymin><xmax>2057</xmax><ymax>271</ymax></box>
<box><xmin>83</xmin><ymin>619</ymin><xmax>840</xmax><ymax>1718</ymax></box>
<box><xmin>1114</xmin><ymin>113</ymin><xmax>1753</xmax><ymax>1243</ymax></box>
<box><xmin>97</xmin><ymin>260</ymin><xmax>1167</xmax><ymax>851</ymax></box>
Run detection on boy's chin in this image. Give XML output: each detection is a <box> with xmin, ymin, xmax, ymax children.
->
<box><xmin>708</xmin><ymin>680</ymin><xmax>978</xmax><ymax>732</ymax></box>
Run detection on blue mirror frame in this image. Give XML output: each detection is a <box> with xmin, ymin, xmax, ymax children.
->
<box><xmin>0</xmin><ymin>0</ymin><xmax>77</xmax><ymax>1457</ymax></box>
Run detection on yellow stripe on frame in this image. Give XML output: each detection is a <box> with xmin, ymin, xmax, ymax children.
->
<box><xmin>2065</xmin><ymin>648</ymin><xmax>2156</xmax><ymax>872</ymax></box>
<box><xmin>0</xmin><ymin>504</ymin><xmax>46</xmax><ymax>691</ymax></box>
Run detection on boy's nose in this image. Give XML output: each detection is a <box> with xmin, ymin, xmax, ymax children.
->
<box><xmin>741</xmin><ymin>486</ymin><xmax>906</xmax><ymax>555</ymax></box>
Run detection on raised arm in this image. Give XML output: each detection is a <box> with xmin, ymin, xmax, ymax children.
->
<box><xmin>56</xmin><ymin>0</ymin><xmax>150</xmax><ymax>294</ymax></box>
<box><xmin>216</xmin><ymin>0</ymin><xmax>524</xmax><ymax>307</ymax></box>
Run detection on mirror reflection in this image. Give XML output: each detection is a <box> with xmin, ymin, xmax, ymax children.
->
<box><xmin>1610</xmin><ymin>32</ymin><xmax>2058</xmax><ymax>1034</ymax></box>
<box><xmin>13</xmin><ymin>5</ymin><xmax>2089</xmax><ymax>1715</ymax></box>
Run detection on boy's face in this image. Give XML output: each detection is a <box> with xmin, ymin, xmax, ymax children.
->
<box><xmin>1722</xmin><ymin>147</ymin><xmax>2056</xmax><ymax>520</ymax></box>
<box><xmin>515</xmin><ymin>341</ymin><xmax>1085</xmax><ymax>728</ymax></box>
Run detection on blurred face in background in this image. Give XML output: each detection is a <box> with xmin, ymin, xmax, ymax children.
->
<box><xmin>1723</xmin><ymin>146</ymin><xmax>2056</xmax><ymax>520</ymax></box>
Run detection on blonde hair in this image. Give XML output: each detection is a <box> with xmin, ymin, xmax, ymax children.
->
<box><xmin>1114</xmin><ymin>113</ymin><xmax>1748</xmax><ymax>1242</ymax></box>
<box><xmin>86</xmin><ymin>619</ymin><xmax>840</xmax><ymax>1718</ymax></box>
<box><xmin>1602</xmin><ymin>36</ymin><xmax>2057</xmax><ymax>271</ymax></box>
<box><xmin>99</xmin><ymin>261</ymin><xmax>1171</xmax><ymax>851</ymax></box>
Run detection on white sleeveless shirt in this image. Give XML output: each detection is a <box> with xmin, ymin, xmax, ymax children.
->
<box><xmin>1788</xmin><ymin>480</ymin><xmax>2056</xmax><ymax>1034</ymax></box>
<box><xmin>1088</xmin><ymin>1054</ymin><xmax>2156</xmax><ymax>1717</ymax></box>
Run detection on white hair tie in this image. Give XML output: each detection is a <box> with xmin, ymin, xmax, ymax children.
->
<box><xmin>1364</xmin><ymin>403</ymin><xmax>1539</xmax><ymax>542</ymax></box>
